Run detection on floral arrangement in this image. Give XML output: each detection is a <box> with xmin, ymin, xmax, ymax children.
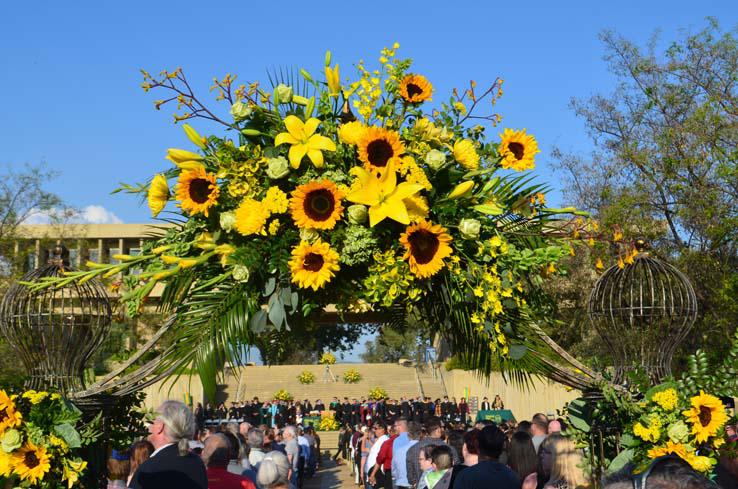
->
<box><xmin>343</xmin><ymin>368</ymin><xmax>362</xmax><ymax>384</ymax></box>
<box><xmin>319</xmin><ymin>352</ymin><xmax>336</xmax><ymax>366</ymax></box>
<box><xmin>0</xmin><ymin>389</ymin><xmax>96</xmax><ymax>488</ymax></box>
<box><xmin>297</xmin><ymin>370</ymin><xmax>316</xmax><ymax>384</ymax></box>
<box><xmin>367</xmin><ymin>387</ymin><xmax>388</xmax><ymax>401</ymax></box>
<box><xmin>273</xmin><ymin>389</ymin><xmax>293</xmax><ymax>402</ymax></box>
<box><xmin>625</xmin><ymin>384</ymin><xmax>728</xmax><ymax>474</ymax></box>
<box><xmin>27</xmin><ymin>44</ymin><xmax>583</xmax><ymax>398</ymax></box>
<box><xmin>317</xmin><ymin>412</ymin><xmax>340</xmax><ymax>431</ymax></box>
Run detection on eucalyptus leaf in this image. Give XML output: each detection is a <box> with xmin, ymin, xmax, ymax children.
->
<box><xmin>269</xmin><ymin>298</ymin><xmax>285</xmax><ymax>329</ymax></box>
<box><xmin>264</xmin><ymin>277</ymin><xmax>276</xmax><ymax>297</ymax></box>
<box><xmin>608</xmin><ymin>448</ymin><xmax>634</xmax><ymax>472</ymax></box>
<box><xmin>251</xmin><ymin>309</ymin><xmax>268</xmax><ymax>333</ymax></box>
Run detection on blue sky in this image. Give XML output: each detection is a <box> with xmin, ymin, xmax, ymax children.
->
<box><xmin>2</xmin><ymin>1</ymin><xmax>736</xmax><ymax>359</ymax></box>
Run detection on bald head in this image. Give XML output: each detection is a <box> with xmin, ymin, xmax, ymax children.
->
<box><xmin>201</xmin><ymin>433</ymin><xmax>231</xmax><ymax>468</ymax></box>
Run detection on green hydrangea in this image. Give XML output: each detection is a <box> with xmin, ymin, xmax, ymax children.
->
<box><xmin>340</xmin><ymin>226</ymin><xmax>379</xmax><ymax>266</ymax></box>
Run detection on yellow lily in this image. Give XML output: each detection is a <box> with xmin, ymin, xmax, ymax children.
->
<box><xmin>447</xmin><ymin>180</ymin><xmax>475</xmax><ymax>199</ymax></box>
<box><xmin>166</xmin><ymin>148</ymin><xmax>203</xmax><ymax>163</ymax></box>
<box><xmin>346</xmin><ymin>167</ymin><xmax>423</xmax><ymax>227</ymax></box>
<box><xmin>325</xmin><ymin>64</ymin><xmax>341</xmax><ymax>97</ymax></box>
<box><xmin>182</xmin><ymin>124</ymin><xmax>207</xmax><ymax>149</ymax></box>
<box><xmin>147</xmin><ymin>174</ymin><xmax>170</xmax><ymax>217</ymax></box>
<box><xmin>274</xmin><ymin>116</ymin><xmax>336</xmax><ymax>168</ymax></box>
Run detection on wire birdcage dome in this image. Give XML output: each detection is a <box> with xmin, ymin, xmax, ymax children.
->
<box><xmin>0</xmin><ymin>243</ymin><xmax>111</xmax><ymax>394</ymax></box>
<box><xmin>587</xmin><ymin>242</ymin><xmax>697</xmax><ymax>385</ymax></box>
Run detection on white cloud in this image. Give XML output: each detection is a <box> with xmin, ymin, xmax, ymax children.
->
<box><xmin>23</xmin><ymin>205</ymin><xmax>123</xmax><ymax>225</ymax></box>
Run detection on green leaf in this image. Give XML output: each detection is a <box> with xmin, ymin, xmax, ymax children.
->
<box><xmin>251</xmin><ymin>309</ymin><xmax>268</xmax><ymax>333</ymax></box>
<box><xmin>264</xmin><ymin>277</ymin><xmax>276</xmax><ymax>296</ymax></box>
<box><xmin>567</xmin><ymin>398</ymin><xmax>591</xmax><ymax>433</ymax></box>
<box><xmin>608</xmin><ymin>448</ymin><xmax>635</xmax><ymax>472</ymax></box>
<box><xmin>268</xmin><ymin>296</ymin><xmax>285</xmax><ymax>329</ymax></box>
<box><xmin>473</xmin><ymin>203</ymin><xmax>504</xmax><ymax>215</ymax></box>
<box><xmin>54</xmin><ymin>423</ymin><xmax>82</xmax><ymax>449</ymax></box>
<box><xmin>508</xmin><ymin>344</ymin><xmax>527</xmax><ymax>360</ymax></box>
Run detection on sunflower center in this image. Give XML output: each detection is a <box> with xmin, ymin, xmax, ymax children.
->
<box><xmin>407</xmin><ymin>83</ymin><xmax>423</xmax><ymax>98</ymax></box>
<box><xmin>408</xmin><ymin>230</ymin><xmax>440</xmax><ymax>265</ymax></box>
<box><xmin>304</xmin><ymin>190</ymin><xmax>335</xmax><ymax>221</ymax></box>
<box><xmin>303</xmin><ymin>253</ymin><xmax>325</xmax><ymax>272</ymax></box>
<box><xmin>698</xmin><ymin>406</ymin><xmax>712</xmax><ymax>427</ymax></box>
<box><xmin>24</xmin><ymin>451</ymin><xmax>40</xmax><ymax>469</ymax></box>
<box><xmin>508</xmin><ymin>142</ymin><xmax>525</xmax><ymax>160</ymax></box>
<box><xmin>0</xmin><ymin>407</ymin><xmax>7</xmax><ymax>422</ymax></box>
<box><xmin>188</xmin><ymin>178</ymin><xmax>212</xmax><ymax>204</ymax></box>
<box><xmin>367</xmin><ymin>140</ymin><xmax>394</xmax><ymax>167</ymax></box>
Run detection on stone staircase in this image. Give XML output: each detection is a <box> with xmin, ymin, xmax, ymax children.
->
<box><xmin>218</xmin><ymin>363</ymin><xmax>447</xmax><ymax>404</ymax></box>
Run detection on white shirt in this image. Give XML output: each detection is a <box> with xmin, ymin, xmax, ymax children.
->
<box><xmin>150</xmin><ymin>442</ymin><xmax>175</xmax><ymax>457</ymax></box>
<box><xmin>366</xmin><ymin>434</ymin><xmax>388</xmax><ymax>470</ymax></box>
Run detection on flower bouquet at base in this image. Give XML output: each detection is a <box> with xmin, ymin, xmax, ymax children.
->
<box><xmin>367</xmin><ymin>387</ymin><xmax>388</xmax><ymax>401</ymax></box>
<box><xmin>273</xmin><ymin>389</ymin><xmax>293</xmax><ymax>402</ymax></box>
<box><xmin>342</xmin><ymin>368</ymin><xmax>362</xmax><ymax>384</ymax></box>
<box><xmin>0</xmin><ymin>389</ymin><xmax>98</xmax><ymax>488</ymax></box>
<box><xmin>317</xmin><ymin>413</ymin><xmax>340</xmax><ymax>431</ymax></box>
<box><xmin>622</xmin><ymin>383</ymin><xmax>728</xmax><ymax>475</ymax></box>
<box><xmin>297</xmin><ymin>370</ymin><xmax>316</xmax><ymax>384</ymax></box>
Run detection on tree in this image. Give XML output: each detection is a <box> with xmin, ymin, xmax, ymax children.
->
<box><xmin>361</xmin><ymin>326</ymin><xmax>423</xmax><ymax>363</ymax></box>
<box><xmin>0</xmin><ymin>162</ymin><xmax>62</xmax><ymax>387</ymax></box>
<box><xmin>554</xmin><ymin>19</ymin><xmax>738</xmax><ymax>365</ymax></box>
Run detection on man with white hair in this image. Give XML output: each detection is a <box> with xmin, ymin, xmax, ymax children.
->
<box><xmin>130</xmin><ymin>400</ymin><xmax>207</xmax><ymax>489</ymax></box>
<box><xmin>282</xmin><ymin>425</ymin><xmax>300</xmax><ymax>486</ymax></box>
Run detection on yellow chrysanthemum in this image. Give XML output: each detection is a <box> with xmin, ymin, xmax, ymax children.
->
<box><xmin>289</xmin><ymin>240</ymin><xmax>340</xmax><ymax>291</ymax></box>
<box><xmin>682</xmin><ymin>391</ymin><xmax>729</xmax><ymax>443</ymax></box>
<box><xmin>290</xmin><ymin>180</ymin><xmax>345</xmax><ymax>230</ymax></box>
<box><xmin>338</xmin><ymin>121</ymin><xmax>366</xmax><ymax>146</ymax></box>
<box><xmin>400</xmin><ymin>220</ymin><xmax>453</xmax><ymax>279</ymax></box>
<box><xmin>22</xmin><ymin>390</ymin><xmax>48</xmax><ymax>405</ymax></box>
<box><xmin>357</xmin><ymin>127</ymin><xmax>404</xmax><ymax>174</ymax></box>
<box><xmin>235</xmin><ymin>198</ymin><xmax>270</xmax><ymax>236</ymax></box>
<box><xmin>647</xmin><ymin>441</ymin><xmax>689</xmax><ymax>460</ymax></box>
<box><xmin>263</xmin><ymin>186</ymin><xmax>289</xmax><ymax>214</ymax></box>
<box><xmin>147</xmin><ymin>174</ymin><xmax>170</xmax><ymax>217</ymax></box>
<box><xmin>498</xmin><ymin>128</ymin><xmax>540</xmax><ymax>171</ymax></box>
<box><xmin>12</xmin><ymin>441</ymin><xmax>51</xmax><ymax>485</ymax></box>
<box><xmin>0</xmin><ymin>391</ymin><xmax>22</xmax><ymax>434</ymax></box>
<box><xmin>634</xmin><ymin>422</ymin><xmax>660</xmax><ymax>443</ymax></box>
<box><xmin>399</xmin><ymin>74</ymin><xmax>433</xmax><ymax>103</ymax></box>
<box><xmin>652</xmin><ymin>389</ymin><xmax>678</xmax><ymax>411</ymax></box>
<box><xmin>268</xmin><ymin>219</ymin><xmax>281</xmax><ymax>236</ymax></box>
<box><xmin>175</xmin><ymin>167</ymin><xmax>220</xmax><ymax>216</ymax></box>
<box><xmin>404</xmin><ymin>195</ymin><xmax>429</xmax><ymax>222</ymax></box>
<box><xmin>453</xmin><ymin>139</ymin><xmax>480</xmax><ymax>170</ymax></box>
<box><xmin>686</xmin><ymin>454</ymin><xmax>714</xmax><ymax>473</ymax></box>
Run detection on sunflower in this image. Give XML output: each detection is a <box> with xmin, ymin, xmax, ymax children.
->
<box><xmin>235</xmin><ymin>198</ymin><xmax>270</xmax><ymax>236</ymax></box>
<box><xmin>12</xmin><ymin>441</ymin><xmax>51</xmax><ymax>485</ymax></box>
<box><xmin>647</xmin><ymin>441</ymin><xmax>689</xmax><ymax>460</ymax></box>
<box><xmin>290</xmin><ymin>180</ymin><xmax>345</xmax><ymax>230</ymax></box>
<box><xmin>400</xmin><ymin>220</ymin><xmax>453</xmax><ymax>278</ymax></box>
<box><xmin>682</xmin><ymin>391</ymin><xmax>728</xmax><ymax>443</ymax></box>
<box><xmin>0</xmin><ymin>390</ymin><xmax>22</xmax><ymax>434</ymax></box>
<box><xmin>289</xmin><ymin>240</ymin><xmax>341</xmax><ymax>291</ymax></box>
<box><xmin>399</xmin><ymin>74</ymin><xmax>433</xmax><ymax>103</ymax></box>
<box><xmin>357</xmin><ymin>127</ymin><xmax>404</xmax><ymax>174</ymax></box>
<box><xmin>147</xmin><ymin>174</ymin><xmax>170</xmax><ymax>217</ymax></box>
<box><xmin>498</xmin><ymin>128</ymin><xmax>540</xmax><ymax>171</ymax></box>
<box><xmin>175</xmin><ymin>167</ymin><xmax>220</xmax><ymax>216</ymax></box>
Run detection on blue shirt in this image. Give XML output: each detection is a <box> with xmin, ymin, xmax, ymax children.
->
<box><xmin>391</xmin><ymin>433</ymin><xmax>417</xmax><ymax>488</ymax></box>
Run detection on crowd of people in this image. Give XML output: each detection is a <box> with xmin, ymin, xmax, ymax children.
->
<box><xmin>195</xmin><ymin>395</ymin><xmax>506</xmax><ymax>429</ymax></box>
<box><xmin>109</xmin><ymin>399</ymin><xmax>727</xmax><ymax>489</ymax></box>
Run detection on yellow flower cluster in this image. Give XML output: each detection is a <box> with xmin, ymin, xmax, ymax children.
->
<box><xmin>22</xmin><ymin>390</ymin><xmax>49</xmax><ymax>405</ymax></box>
<box><xmin>263</xmin><ymin>186</ymin><xmax>289</xmax><ymax>213</ymax></box>
<box><xmin>318</xmin><ymin>413</ymin><xmax>340</xmax><ymax>431</ymax></box>
<box><xmin>319</xmin><ymin>352</ymin><xmax>336</xmax><ymax>365</ymax></box>
<box><xmin>219</xmin><ymin>146</ymin><xmax>264</xmax><ymax>198</ymax></box>
<box><xmin>398</xmin><ymin>156</ymin><xmax>432</xmax><ymax>191</ymax></box>
<box><xmin>652</xmin><ymin>388</ymin><xmax>678</xmax><ymax>411</ymax></box>
<box><xmin>368</xmin><ymin>386</ymin><xmax>389</xmax><ymax>401</ymax></box>
<box><xmin>343</xmin><ymin>368</ymin><xmax>362</xmax><ymax>384</ymax></box>
<box><xmin>273</xmin><ymin>389</ymin><xmax>293</xmax><ymax>401</ymax></box>
<box><xmin>634</xmin><ymin>416</ymin><xmax>662</xmax><ymax>443</ymax></box>
<box><xmin>297</xmin><ymin>370</ymin><xmax>316</xmax><ymax>384</ymax></box>
<box><xmin>352</xmin><ymin>43</ymin><xmax>399</xmax><ymax>120</ymax></box>
<box><xmin>235</xmin><ymin>186</ymin><xmax>289</xmax><ymax>236</ymax></box>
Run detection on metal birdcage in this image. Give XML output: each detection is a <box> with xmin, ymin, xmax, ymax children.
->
<box><xmin>0</xmin><ymin>243</ymin><xmax>111</xmax><ymax>394</ymax></box>
<box><xmin>587</xmin><ymin>242</ymin><xmax>697</xmax><ymax>385</ymax></box>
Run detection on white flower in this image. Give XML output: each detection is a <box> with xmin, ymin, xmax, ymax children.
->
<box><xmin>424</xmin><ymin>149</ymin><xmax>447</xmax><ymax>171</ymax></box>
